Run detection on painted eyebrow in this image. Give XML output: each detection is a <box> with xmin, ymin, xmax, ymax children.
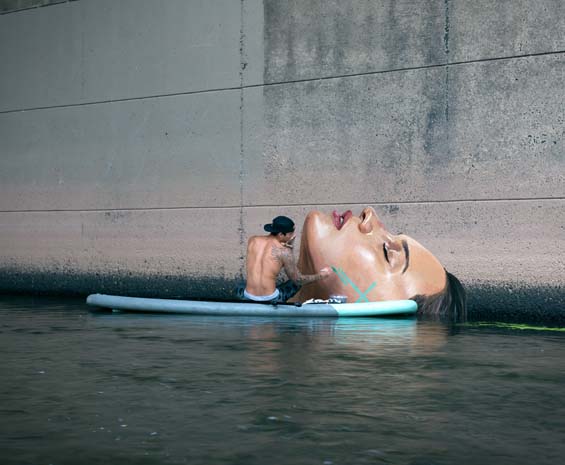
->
<box><xmin>401</xmin><ymin>240</ymin><xmax>410</xmax><ymax>274</ymax></box>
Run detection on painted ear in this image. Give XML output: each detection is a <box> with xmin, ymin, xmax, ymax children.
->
<box><xmin>385</xmin><ymin>239</ymin><xmax>406</xmax><ymax>273</ymax></box>
<box><xmin>359</xmin><ymin>209</ymin><xmax>373</xmax><ymax>234</ymax></box>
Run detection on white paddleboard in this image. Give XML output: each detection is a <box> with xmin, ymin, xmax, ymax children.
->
<box><xmin>86</xmin><ymin>294</ymin><xmax>417</xmax><ymax>317</ymax></box>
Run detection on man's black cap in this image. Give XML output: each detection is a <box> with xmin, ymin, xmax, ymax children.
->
<box><xmin>264</xmin><ymin>216</ymin><xmax>295</xmax><ymax>234</ymax></box>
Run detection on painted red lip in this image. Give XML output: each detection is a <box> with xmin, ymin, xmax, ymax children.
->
<box><xmin>332</xmin><ymin>210</ymin><xmax>353</xmax><ymax>230</ymax></box>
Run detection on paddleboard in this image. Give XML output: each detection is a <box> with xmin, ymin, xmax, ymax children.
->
<box><xmin>86</xmin><ymin>294</ymin><xmax>417</xmax><ymax>317</ymax></box>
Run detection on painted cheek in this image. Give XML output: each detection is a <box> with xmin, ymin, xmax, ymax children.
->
<box><xmin>356</xmin><ymin>246</ymin><xmax>379</xmax><ymax>267</ymax></box>
<box><xmin>308</xmin><ymin>214</ymin><xmax>333</xmax><ymax>240</ymax></box>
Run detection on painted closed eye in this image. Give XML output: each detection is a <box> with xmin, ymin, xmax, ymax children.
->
<box><xmin>383</xmin><ymin>243</ymin><xmax>390</xmax><ymax>263</ymax></box>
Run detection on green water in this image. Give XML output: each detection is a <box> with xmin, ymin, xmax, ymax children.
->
<box><xmin>1</xmin><ymin>295</ymin><xmax>564</xmax><ymax>465</ymax></box>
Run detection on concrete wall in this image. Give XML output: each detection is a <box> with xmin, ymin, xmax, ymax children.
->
<box><xmin>0</xmin><ymin>0</ymin><xmax>563</xmax><ymax>320</ymax></box>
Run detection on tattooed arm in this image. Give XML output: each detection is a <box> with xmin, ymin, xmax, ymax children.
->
<box><xmin>272</xmin><ymin>246</ymin><xmax>331</xmax><ymax>285</ymax></box>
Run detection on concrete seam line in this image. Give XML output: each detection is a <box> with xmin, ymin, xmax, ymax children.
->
<box><xmin>1</xmin><ymin>50</ymin><xmax>564</xmax><ymax>115</ymax></box>
<box><xmin>1</xmin><ymin>197</ymin><xmax>564</xmax><ymax>214</ymax></box>
<box><xmin>238</xmin><ymin>0</ymin><xmax>247</xmax><ymax>280</ymax></box>
<box><xmin>0</xmin><ymin>0</ymin><xmax>77</xmax><ymax>16</ymax></box>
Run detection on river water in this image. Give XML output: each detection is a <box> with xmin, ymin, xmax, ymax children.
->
<box><xmin>1</xmin><ymin>295</ymin><xmax>564</xmax><ymax>465</ymax></box>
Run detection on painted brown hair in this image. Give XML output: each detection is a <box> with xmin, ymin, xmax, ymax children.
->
<box><xmin>411</xmin><ymin>270</ymin><xmax>467</xmax><ymax>322</ymax></box>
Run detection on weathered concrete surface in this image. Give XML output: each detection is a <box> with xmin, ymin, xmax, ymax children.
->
<box><xmin>0</xmin><ymin>208</ymin><xmax>244</xmax><ymax>299</ymax></box>
<box><xmin>263</xmin><ymin>0</ymin><xmax>447</xmax><ymax>83</ymax></box>
<box><xmin>0</xmin><ymin>90</ymin><xmax>241</xmax><ymax>210</ymax></box>
<box><xmin>0</xmin><ymin>1</ymin><xmax>564</xmax><ymax>321</ymax></box>
<box><xmin>449</xmin><ymin>0</ymin><xmax>565</xmax><ymax>61</ymax></box>
<box><xmin>244</xmin><ymin>53</ymin><xmax>564</xmax><ymax>206</ymax></box>
<box><xmin>0</xmin><ymin>0</ymin><xmax>241</xmax><ymax>112</ymax></box>
<box><xmin>448</xmin><ymin>54</ymin><xmax>565</xmax><ymax>200</ymax></box>
<box><xmin>244</xmin><ymin>67</ymin><xmax>448</xmax><ymax>205</ymax></box>
<box><xmin>261</xmin><ymin>0</ymin><xmax>565</xmax><ymax>83</ymax></box>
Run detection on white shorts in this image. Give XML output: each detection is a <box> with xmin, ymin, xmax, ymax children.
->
<box><xmin>243</xmin><ymin>288</ymin><xmax>280</xmax><ymax>302</ymax></box>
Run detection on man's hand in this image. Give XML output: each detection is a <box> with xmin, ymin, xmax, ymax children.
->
<box><xmin>319</xmin><ymin>267</ymin><xmax>332</xmax><ymax>278</ymax></box>
<box><xmin>284</xmin><ymin>235</ymin><xmax>296</xmax><ymax>249</ymax></box>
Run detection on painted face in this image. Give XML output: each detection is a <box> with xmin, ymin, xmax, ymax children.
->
<box><xmin>294</xmin><ymin>207</ymin><xmax>446</xmax><ymax>303</ymax></box>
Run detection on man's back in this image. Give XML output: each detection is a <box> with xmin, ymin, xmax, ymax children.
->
<box><xmin>245</xmin><ymin>235</ymin><xmax>284</xmax><ymax>296</ymax></box>
<box><xmin>242</xmin><ymin>215</ymin><xmax>330</xmax><ymax>302</ymax></box>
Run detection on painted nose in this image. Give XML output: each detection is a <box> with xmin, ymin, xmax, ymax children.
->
<box><xmin>362</xmin><ymin>207</ymin><xmax>387</xmax><ymax>231</ymax></box>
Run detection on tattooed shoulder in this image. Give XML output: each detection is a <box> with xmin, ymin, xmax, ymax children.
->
<box><xmin>271</xmin><ymin>245</ymin><xmax>282</xmax><ymax>262</ymax></box>
<box><xmin>271</xmin><ymin>245</ymin><xmax>291</xmax><ymax>262</ymax></box>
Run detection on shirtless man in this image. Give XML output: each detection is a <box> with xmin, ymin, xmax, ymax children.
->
<box><xmin>243</xmin><ymin>216</ymin><xmax>331</xmax><ymax>303</ymax></box>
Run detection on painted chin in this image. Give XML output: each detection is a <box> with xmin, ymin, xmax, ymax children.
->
<box><xmin>332</xmin><ymin>210</ymin><xmax>353</xmax><ymax>230</ymax></box>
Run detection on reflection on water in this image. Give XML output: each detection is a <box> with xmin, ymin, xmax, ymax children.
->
<box><xmin>1</xmin><ymin>295</ymin><xmax>564</xmax><ymax>465</ymax></box>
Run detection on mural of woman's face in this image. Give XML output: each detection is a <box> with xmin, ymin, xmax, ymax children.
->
<box><xmin>293</xmin><ymin>207</ymin><xmax>446</xmax><ymax>303</ymax></box>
